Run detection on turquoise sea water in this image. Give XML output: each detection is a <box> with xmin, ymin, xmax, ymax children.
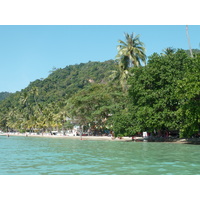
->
<box><xmin>1</xmin><ymin>136</ymin><xmax>200</xmax><ymax>175</ymax></box>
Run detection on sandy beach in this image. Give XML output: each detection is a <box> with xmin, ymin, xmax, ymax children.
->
<box><xmin>1</xmin><ymin>132</ymin><xmax>200</xmax><ymax>144</ymax></box>
<box><xmin>0</xmin><ymin>132</ymin><xmax>132</xmax><ymax>141</ymax></box>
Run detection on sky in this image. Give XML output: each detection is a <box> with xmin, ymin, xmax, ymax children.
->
<box><xmin>0</xmin><ymin>25</ymin><xmax>200</xmax><ymax>93</ymax></box>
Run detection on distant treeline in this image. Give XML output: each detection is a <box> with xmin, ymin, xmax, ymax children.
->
<box><xmin>0</xmin><ymin>92</ymin><xmax>12</xmax><ymax>101</ymax></box>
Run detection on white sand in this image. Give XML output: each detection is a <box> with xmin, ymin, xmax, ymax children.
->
<box><xmin>0</xmin><ymin>132</ymin><xmax>132</xmax><ymax>141</ymax></box>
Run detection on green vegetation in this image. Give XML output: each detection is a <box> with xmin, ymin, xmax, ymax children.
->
<box><xmin>115</xmin><ymin>33</ymin><xmax>146</xmax><ymax>91</ymax></box>
<box><xmin>113</xmin><ymin>49</ymin><xmax>200</xmax><ymax>138</ymax></box>
<box><xmin>0</xmin><ymin>33</ymin><xmax>199</xmax><ymax>138</ymax></box>
<box><xmin>0</xmin><ymin>60</ymin><xmax>118</xmax><ymax>132</ymax></box>
<box><xmin>185</xmin><ymin>48</ymin><xmax>200</xmax><ymax>57</ymax></box>
<box><xmin>0</xmin><ymin>92</ymin><xmax>12</xmax><ymax>101</ymax></box>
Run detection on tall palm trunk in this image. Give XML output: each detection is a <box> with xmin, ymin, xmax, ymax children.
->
<box><xmin>186</xmin><ymin>25</ymin><xmax>193</xmax><ymax>58</ymax></box>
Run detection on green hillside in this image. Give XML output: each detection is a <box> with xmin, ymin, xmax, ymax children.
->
<box><xmin>26</xmin><ymin>59</ymin><xmax>116</xmax><ymax>104</ymax></box>
<box><xmin>0</xmin><ymin>59</ymin><xmax>121</xmax><ymax>132</ymax></box>
<box><xmin>0</xmin><ymin>92</ymin><xmax>12</xmax><ymax>101</ymax></box>
<box><xmin>1</xmin><ymin>60</ymin><xmax>116</xmax><ymax>105</ymax></box>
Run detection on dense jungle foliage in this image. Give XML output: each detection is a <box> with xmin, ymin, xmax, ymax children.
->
<box><xmin>0</xmin><ymin>60</ymin><xmax>120</xmax><ymax>133</ymax></box>
<box><xmin>0</xmin><ymin>33</ymin><xmax>199</xmax><ymax>138</ymax></box>
<box><xmin>114</xmin><ymin>49</ymin><xmax>200</xmax><ymax>137</ymax></box>
<box><xmin>0</xmin><ymin>92</ymin><xmax>12</xmax><ymax>101</ymax></box>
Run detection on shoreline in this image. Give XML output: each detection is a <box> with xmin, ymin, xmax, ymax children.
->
<box><xmin>0</xmin><ymin>132</ymin><xmax>127</xmax><ymax>141</ymax></box>
<box><xmin>1</xmin><ymin>133</ymin><xmax>200</xmax><ymax>144</ymax></box>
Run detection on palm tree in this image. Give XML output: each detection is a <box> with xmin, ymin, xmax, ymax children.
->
<box><xmin>162</xmin><ymin>47</ymin><xmax>176</xmax><ymax>56</ymax></box>
<box><xmin>115</xmin><ymin>33</ymin><xmax>146</xmax><ymax>91</ymax></box>
<box><xmin>110</xmin><ymin>57</ymin><xmax>131</xmax><ymax>92</ymax></box>
<box><xmin>31</xmin><ymin>87</ymin><xmax>39</xmax><ymax>104</ymax></box>
<box><xmin>19</xmin><ymin>92</ymin><xmax>33</xmax><ymax>131</ymax></box>
<box><xmin>186</xmin><ymin>25</ymin><xmax>193</xmax><ymax>58</ymax></box>
<box><xmin>116</xmin><ymin>33</ymin><xmax>146</xmax><ymax>68</ymax></box>
<box><xmin>31</xmin><ymin>87</ymin><xmax>43</xmax><ymax>115</ymax></box>
<box><xmin>19</xmin><ymin>91</ymin><xmax>29</xmax><ymax>106</ymax></box>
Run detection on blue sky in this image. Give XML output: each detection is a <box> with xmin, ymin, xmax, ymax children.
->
<box><xmin>0</xmin><ymin>25</ymin><xmax>200</xmax><ymax>93</ymax></box>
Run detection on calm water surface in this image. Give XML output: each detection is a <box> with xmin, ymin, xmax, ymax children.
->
<box><xmin>1</xmin><ymin>136</ymin><xmax>200</xmax><ymax>175</ymax></box>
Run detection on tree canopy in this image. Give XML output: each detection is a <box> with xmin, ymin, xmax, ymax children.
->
<box><xmin>113</xmin><ymin>49</ymin><xmax>199</xmax><ymax>138</ymax></box>
<box><xmin>0</xmin><ymin>92</ymin><xmax>12</xmax><ymax>101</ymax></box>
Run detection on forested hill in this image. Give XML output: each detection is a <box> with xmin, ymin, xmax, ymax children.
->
<box><xmin>0</xmin><ymin>59</ymin><xmax>116</xmax><ymax>109</ymax></box>
<box><xmin>0</xmin><ymin>92</ymin><xmax>12</xmax><ymax>101</ymax></box>
<box><xmin>26</xmin><ymin>59</ymin><xmax>116</xmax><ymax>103</ymax></box>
